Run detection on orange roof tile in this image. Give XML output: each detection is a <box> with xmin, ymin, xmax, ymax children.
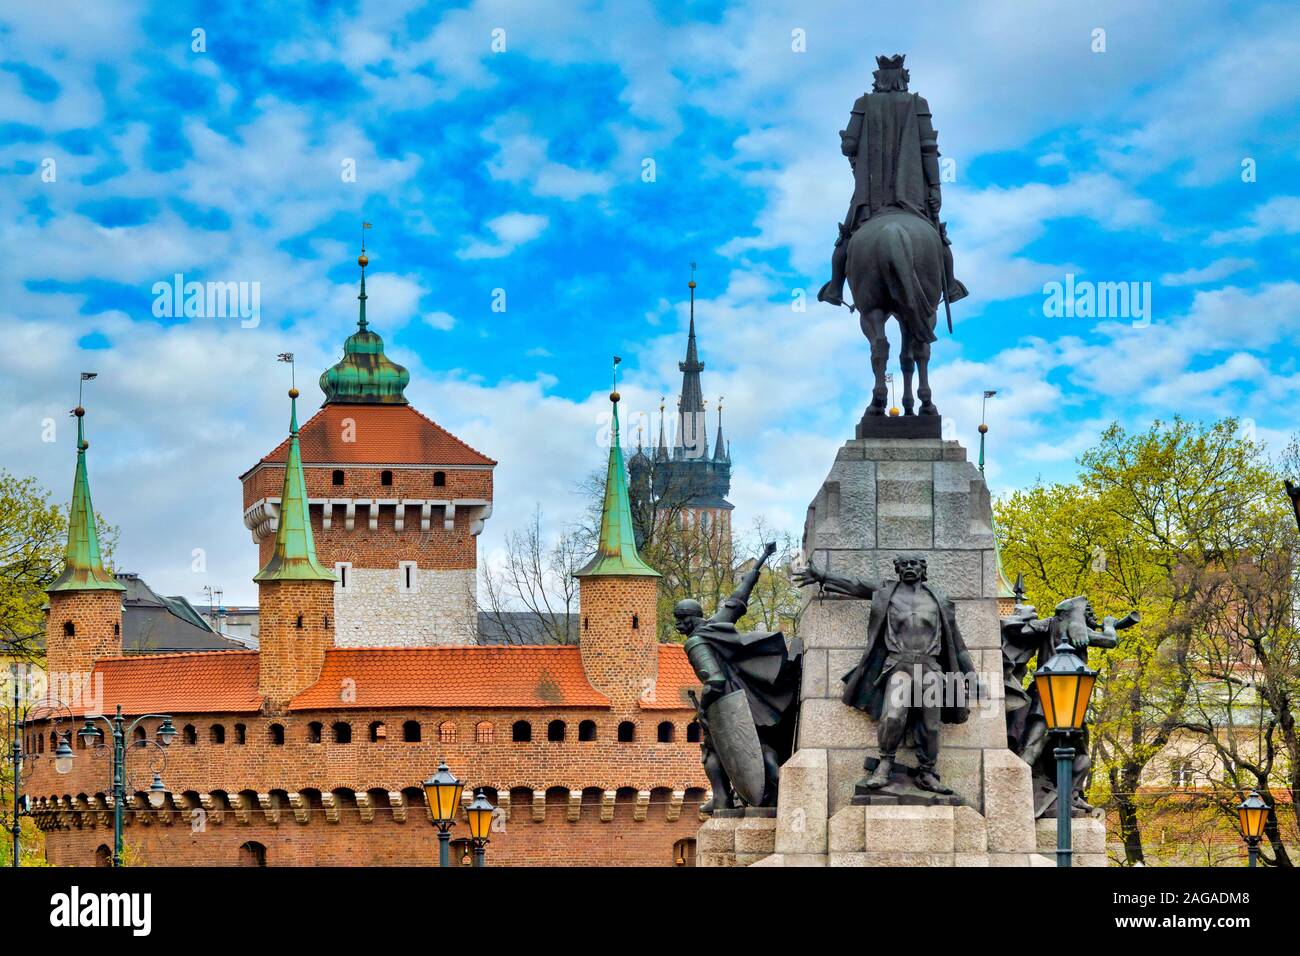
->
<box><xmin>290</xmin><ymin>646</ymin><xmax>610</xmax><ymax>710</ymax></box>
<box><xmin>640</xmin><ymin>644</ymin><xmax>700</xmax><ymax>710</ymax></box>
<box><xmin>45</xmin><ymin>651</ymin><xmax>263</xmax><ymax>717</ymax></box>
<box><xmin>244</xmin><ymin>404</ymin><xmax>495</xmax><ymax>475</ymax></box>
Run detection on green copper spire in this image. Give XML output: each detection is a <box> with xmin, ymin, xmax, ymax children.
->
<box><xmin>319</xmin><ymin>250</ymin><xmax>410</xmax><ymax>405</ymax></box>
<box><xmin>48</xmin><ymin>404</ymin><xmax>125</xmax><ymax>593</ymax></box>
<box><xmin>254</xmin><ymin>389</ymin><xmax>337</xmax><ymax>583</ymax></box>
<box><xmin>577</xmin><ymin>386</ymin><xmax>660</xmax><ymax>579</ymax></box>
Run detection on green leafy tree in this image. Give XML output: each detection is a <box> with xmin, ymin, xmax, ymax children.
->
<box><xmin>996</xmin><ymin>418</ymin><xmax>1284</xmax><ymax>865</ymax></box>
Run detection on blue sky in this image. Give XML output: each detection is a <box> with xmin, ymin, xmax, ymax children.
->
<box><xmin>2</xmin><ymin>0</ymin><xmax>1298</xmax><ymax>605</ymax></box>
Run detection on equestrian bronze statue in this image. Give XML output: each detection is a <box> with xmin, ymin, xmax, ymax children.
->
<box><xmin>819</xmin><ymin>54</ymin><xmax>967</xmax><ymax>418</ymax></box>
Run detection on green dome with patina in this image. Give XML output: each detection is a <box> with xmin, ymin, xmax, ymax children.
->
<box><xmin>319</xmin><ymin>254</ymin><xmax>410</xmax><ymax>405</ymax></box>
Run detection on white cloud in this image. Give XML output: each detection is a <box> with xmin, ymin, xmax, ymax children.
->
<box><xmin>1208</xmin><ymin>196</ymin><xmax>1300</xmax><ymax>245</ymax></box>
<box><xmin>457</xmin><ymin>212</ymin><xmax>550</xmax><ymax>259</ymax></box>
<box><xmin>1161</xmin><ymin>258</ymin><xmax>1253</xmax><ymax>286</ymax></box>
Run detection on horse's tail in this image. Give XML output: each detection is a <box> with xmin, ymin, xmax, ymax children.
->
<box><xmin>878</xmin><ymin>219</ymin><xmax>939</xmax><ymax>345</ymax></box>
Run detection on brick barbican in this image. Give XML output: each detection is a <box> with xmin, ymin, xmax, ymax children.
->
<box><xmin>23</xmin><ymin>254</ymin><xmax>708</xmax><ymax>867</ymax></box>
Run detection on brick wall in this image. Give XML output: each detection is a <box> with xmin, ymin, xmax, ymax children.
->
<box><xmin>39</xmin><ymin>790</ymin><xmax>705</xmax><ymax>867</ymax></box>
<box><xmin>257</xmin><ymin>581</ymin><xmax>336</xmax><ymax>713</ymax></box>
<box><xmin>244</xmin><ymin>464</ymin><xmax>491</xmax><ymax>571</ymax></box>
<box><xmin>26</xmin><ymin>705</ymin><xmax>708</xmax><ymax>866</ymax></box>
<box><xmin>44</xmin><ymin>589</ymin><xmax>123</xmax><ymax>680</ymax></box>
<box><xmin>577</xmin><ymin>577</ymin><xmax>660</xmax><ymax>712</ymax></box>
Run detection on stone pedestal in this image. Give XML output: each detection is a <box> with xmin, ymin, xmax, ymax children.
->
<box><xmin>697</xmin><ymin>808</ymin><xmax>778</xmax><ymax>867</ymax></box>
<box><xmin>1035</xmin><ymin>814</ymin><xmax>1108</xmax><ymax>867</ymax></box>
<box><xmin>749</xmin><ymin>436</ymin><xmax>1040</xmax><ymax>867</ymax></box>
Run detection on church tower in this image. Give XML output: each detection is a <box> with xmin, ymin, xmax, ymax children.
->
<box><xmin>44</xmin><ymin>401</ymin><xmax>125</xmax><ymax>680</ymax></box>
<box><xmin>577</xmin><ymin>387</ymin><xmax>660</xmax><ymax>712</ymax></box>
<box><xmin>240</xmin><ymin>245</ymin><xmax>495</xmax><ymax>646</ymax></box>
<box><xmin>255</xmin><ymin>387</ymin><xmax>337</xmax><ymax>712</ymax></box>
<box><xmin>635</xmin><ymin>273</ymin><xmax>734</xmax><ymax>547</ymax></box>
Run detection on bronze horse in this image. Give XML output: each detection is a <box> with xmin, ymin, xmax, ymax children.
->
<box><xmin>845</xmin><ymin>207</ymin><xmax>948</xmax><ymax>417</ymax></box>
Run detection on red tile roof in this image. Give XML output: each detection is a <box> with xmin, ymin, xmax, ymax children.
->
<box><xmin>32</xmin><ymin>645</ymin><xmax>696</xmax><ymax>719</ymax></box>
<box><xmin>641</xmin><ymin>644</ymin><xmax>700</xmax><ymax>710</ymax></box>
<box><xmin>245</xmin><ymin>404</ymin><xmax>495</xmax><ymax>473</ymax></box>
<box><xmin>290</xmin><ymin>646</ymin><xmax>610</xmax><ymax>710</ymax></box>
<box><xmin>43</xmin><ymin>651</ymin><xmax>263</xmax><ymax>717</ymax></box>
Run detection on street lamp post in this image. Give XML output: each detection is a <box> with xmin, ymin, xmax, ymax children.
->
<box><xmin>8</xmin><ymin>665</ymin><xmax>79</xmax><ymax>868</ymax></box>
<box><xmin>465</xmin><ymin>789</ymin><xmax>496</xmax><ymax>867</ymax></box>
<box><xmin>422</xmin><ymin>760</ymin><xmax>464</xmax><ymax>868</ymax></box>
<box><xmin>1034</xmin><ymin>639</ymin><xmax>1098</xmax><ymax>868</ymax></box>
<box><xmin>78</xmin><ymin>705</ymin><xmax>177</xmax><ymax>867</ymax></box>
<box><xmin>1237</xmin><ymin>790</ymin><xmax>1269</xmax><ymax>868</ymax></box>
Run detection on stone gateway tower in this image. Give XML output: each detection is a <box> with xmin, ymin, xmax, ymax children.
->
<box><xmin>240</xmin><ymin>252</ymin><xmax>495</xmax><ymax>646</ymax></box>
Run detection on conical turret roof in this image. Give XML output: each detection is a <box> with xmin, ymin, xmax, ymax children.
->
<box><xmin>577</xmin><ymin>392</ymin><xmax>660</xmax><ymax>579</ymax></box>
<box><xmin>48</xmin><ymin>405</ymin><xmax>124</xmax><ymax>593</ymax></box>
<box><xmin>254</xmin><ymin>389</ymin><xmax>337</xmax><ymax>583</ymax></box>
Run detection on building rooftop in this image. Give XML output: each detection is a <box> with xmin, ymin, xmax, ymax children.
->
<box><xmin>51</xmin><ymin>650</ymin><xmax>264</xmax><ymax>717</ymax></box>
<box><xmin>116</xmin><ymin>573</ymin><xmax>249</xmax><ymax>653</ymax></box>
<box><xmin>43</xmin><ymin>644</ymin><xmax>697</xmax><ymax>718</ymax></box>
<box><xmin>243</xmin><ymin>403</ymin><xmax>495</xmax><ymax>474</ymax></box>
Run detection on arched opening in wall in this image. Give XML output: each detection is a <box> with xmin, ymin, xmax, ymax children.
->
<box><xmin>581</xmin><ymin>787</ymin><xmax>604</xmax><ymax>815</ymax></box>
<box><xmin>399</xmin><ymin>786</ymin><xmax>423</xmax><ymax>818</ymax></box>
<box><xmin>234</xmin><ymin>723</ymin><xmax>247</xmax><ymax>745</ymax></box>
<box><xmin>269</xmin><ymin>724</ymin><xmax>285</xmax><ymax>745</ymax></box>
<box><xmin>450</xmin><ymin>838</ymin><xmax>473</xmax><ymax>866</ymax></box>
<box><xmin>578</xmin><ymin>720</ymin><xmax>597</xmax><ymax>742</ymax></box>
<box><xmin>183</xmin><ymin>724</ymin><xmax>197</xmax><ymax>746</ymax></box>
<box><xmin>650</xmin><ymin>786</ymin><xmax>674</xmax><ymax>820</ymax></box>
<box><xmin>673</xmin><ymin>838</ymin><xmax>697</xmax><ymax>867</ymax></box>
<box><xmin>307</xmin><ymin>722</ymin><xmax>322</xmax><ymax>744</ymax></box>
<box><xmin>617</xmin><ymin>721</ymin><xmax>636</xmax><ymax>743</ymax></box>
<box><xmin>632</xmin><ymin>613</ymin><xmax>639</xmax><ymax>629</ymax></box>
<box><xmin>684</xmin><ymin>786</ymin><xmax>707</xmax><ymax>816</ymax></box>
<box><xmin>439</xmin><ymin>720</ymin><xmax>456</xmax><ymax>744</ymax></box>
<box><xmin>332</xmin><ymin>469</ymin><xmax>344</xmax><ymax>486</ymax></box>
<box><xmin>94</xmin><ymin>844</ymin><xmax>111</xmax><ymax>867</ymax></box>
<box><xmin>547</xmin><ymin>720</ymin><xmax>566</xmax><ymax>742</ymax></box>
<box><xmin>686</xmin><ymin>721</ymin><xmax>702</xmax><ymax>743</ymax></box>
<box><xmin>295</xmin><ymin>614</ymin><xmax>303</xmax><ymax>629</ymax></box>
<box><xmin>512</xmin><ymin>720</ymin><xmax>531</xmax><ymax>743</ymax></box>
<box><xmin>113</xmin><ymin>621</ymin><xmax>119</xmax><ymax>636</ymax></box>
<box><xmin>238</xmin><ymin>841</ymin><xmax>268</xmax><ymax>867</ymax></box>
<box><xmin>381</xmin><ymin>469</ymin><xmax>393</xmax><ymax>486</ymax></box>
<box><xmin>433</xmin><ymin>470</ymin><xmax>446</xmax><ymax>487</ymax></box>
<box><xmin>132</xmin><ymin>726</ymin><xmax>148</xmax><ymax>748</ymax></box>
<box><xmin>545</xmin><ymin>786</ymin><xmax>570</xmax><ymax>816</ymax></box>
<box><xmin>369</xmin><ymin>721</ymin><xmax>386</xmax><ymax>742</ymax></box>
<box><xmin>63</xmin><ymin>620</ymin><xmax>75</xmax><ymax>636</ymax></box>
<box><xmin>475</xmin><ymin>720</ymin><xmax>494</xmax><ymax>744</ymax></box>
<box><xmin>613</xmin><ymin>786</ymin><xmax>638</xmax><ymax>820</ymax></box>
<box><xmin>402</xmin><ymin>720</ymin><xmax>421</xmax><ymax>742</ymax></box>
<box><xmin>509</xmin><ymin>787</ymin><xmax>533</xmax><ymax>820</ymax></box>
<box><xmin>332</xmin><ymin>722</ymin><xmax>352</xmax><ymax>744</ymax></box>
<box><xmin>656</xmin><ymin>721</ymin><xmax>675</xmax><ymax>743</ymax></box>
<box><xmin>210</xmin><ymin>724</ymin><xmax>226</xmax><ymax>745</ymax></box>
